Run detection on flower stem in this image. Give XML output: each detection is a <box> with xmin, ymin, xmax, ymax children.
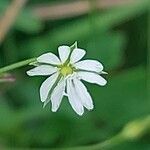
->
<box><xmin>91</xmin><ymin>134</ymin><xmax>125</xmax><ymax>150</ymax></box>
<box><xmin>61</xmin><ymin>134</ymin><xmax>125</xmax><ymax>150</ymax></box>
<box><xmin>57</xmin><ymin>115</ymin><xmax>150</xmax><ymax>150</ymax></box>
<box><xmin>0</xmin><ymin>58</ymin><xmax>36</xmax><ymax>74</ymax></box>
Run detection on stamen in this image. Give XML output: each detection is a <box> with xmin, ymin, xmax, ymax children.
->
<box><xmin>60</xmin><ymin>65</ymin><xmax>73</xmax><ymax>76</ymax></box>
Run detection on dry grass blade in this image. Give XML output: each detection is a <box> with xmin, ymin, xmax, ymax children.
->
<box><xmin>32</xmin><ymin>0</ymin><xmax>135</xmax><ymax>20</ymax></box>
<box><xmin>0</xmin><ymin>0</ymin><xmax>28</xmax><ymax>44</ymax></box>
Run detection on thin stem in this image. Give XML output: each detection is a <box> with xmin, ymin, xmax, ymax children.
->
<box><xmin>91</xmin><ymin>134</ymin><xmax>125</xmax><ymax>150</ymax></box>
<box><xmin>56</xmin><ymin>115</ymin><xmax>150</xmax><ymax>150</ymax></box>
<box><xmin>0</xmin><ymin>58</ymin><xmax>36</xmax><ymax>74</ymax></box>
<box><xmin>59</xmin><ymin>134</ymin><xmax>125</xmax><ymax>150</ymax></box>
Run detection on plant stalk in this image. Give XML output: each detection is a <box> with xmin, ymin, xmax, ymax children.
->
<box><xmin>0</xmin><ymin>58</ymin><xmax>36</xmax><ymax>74</ymax></box>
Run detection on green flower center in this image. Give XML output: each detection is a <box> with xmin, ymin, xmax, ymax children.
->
<box><xmin>60</xmin><ymin>65</ymin><xmax>73</xmax><ymax>76</ymax></box>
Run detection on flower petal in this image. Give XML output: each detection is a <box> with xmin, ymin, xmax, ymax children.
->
<box><xmin>74</xmin><ymin>60</ymin><xmax>103</xmax><ymax>72</ymax></box>
<box><xmin>37</xmin><ymin>52</ymin><xmax>61</xmax><ymax>65</ymax></box>
<box><xmin>78</xmin><ymin>71</ymin><xmax>107</xmax><ymax>86</ymax></box>
<box><xmin>70</xmin><ymin>48</ymin><xmax>86</xmax><ymax>64</ymax></box>
<box><xmin>73</xmin><ymin>78</ymin><xmax>94</xmax><ymax>110</ymax></box>
<box><xmin>67</xmin><ymin>78</ymin><xmax>84</xmax><ymax>116</ymax></box>
<box><xmin>26</xmin><ymin>65</ymin><xmax>57</xmax><ymax>76</ymax></box>
<box><xmin>58</xmin><ymin>46</ymin><xmax>70</xmax><ymax>63</ymax></box>
<box><xmin>51</xmin><ymin>78</ymin><xmax>66</xmax><ymax>112</ymax></box>
<box><xmin>40</xmin><ymin>72</ymin><xmax>59</xmax><ymax>102</ymax></box>
<box><xmin>101</xmin><ymin>71</ymin><xmax>108</xmax><ymax>74</ymax></box>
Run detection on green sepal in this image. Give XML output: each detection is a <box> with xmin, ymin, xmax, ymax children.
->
<box><xmin>70</xmin><ymin>41</ymin><xmax>77</xmax><ymax>51</ymax></box>
<box><xmin>43</xmin><ymin>74</ymin><xmax>62</xmax><ymax>108</ymax></box>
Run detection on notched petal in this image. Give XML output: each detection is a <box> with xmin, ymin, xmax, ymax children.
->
<box><xmin>67</xmin><ymin>78</ymin><xmax>84</xmax><ymax>115</ymax></box>
<box><xmin>78</xmin><ymin>71</ymin><xmax>107</xmax><ymax>86</ymax></box>
<box><xmin>37</xmin><ymin>52</ymin><xmax>61</xmax><ymax>65</ymax></box>
<box><xmin>26</xmin><ymin>65</ymin><xmax>57</xmax><ymax>76</ymax></box>
<box><xmin>73</xmin><ymin>78</ymin><xmax>94</xmax><ymax>110</ymax></box>
<box><xmin>51</xmin><ymin>78</ymin><xmax>66</xmax><ymax>112</ymax></box>
<box><xmin>40</xmin><ymin>73</ymin><xmax>59</xmax><ymax>102</ymax></box>
<box><xmin>58</xmin><ymin>46</ymin><xmax>70</xmax><ymax>63</ymax></box>
<box><xmin>70</xmin><ymin>48</ymin><xmax>86</xmax><ymax>64</ymax></box>
<box><xmin>74</xmin><ymin>60</ymin><xmax>104</xmax><ymax>73</ymax></box>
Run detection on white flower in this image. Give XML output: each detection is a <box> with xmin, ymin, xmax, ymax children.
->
<box><xmin>27</xmin><ymin>42</ymin><xmax>107</xmax><ymax>116</ymax></box>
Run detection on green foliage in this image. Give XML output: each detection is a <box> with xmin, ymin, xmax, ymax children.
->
<box><xmin>15</xmin><ymin>10</ymin><xmax>44</xmax><ymax>33</ymax></box>
<box><xmin>0</xmin><ymin>0</ymin><xmax>149</xmax><ymax>149</ymax></box>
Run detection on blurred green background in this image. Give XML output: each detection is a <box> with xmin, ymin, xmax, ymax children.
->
<box><xmin>0</xmin><ymin>0</ymin><xmax>150</xmax><ymax>149</ymax></box>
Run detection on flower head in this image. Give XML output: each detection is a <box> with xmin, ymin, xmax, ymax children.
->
<box><xmin>27</xmin><ymin>42</ymin><xmax>107</xmax><ymax>115</ymax></box>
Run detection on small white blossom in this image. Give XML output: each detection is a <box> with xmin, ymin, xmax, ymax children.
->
<box><xmin>27</xmin><ymin>42</ymin><xmax>107</xmax><ymax>115</ymax></box>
